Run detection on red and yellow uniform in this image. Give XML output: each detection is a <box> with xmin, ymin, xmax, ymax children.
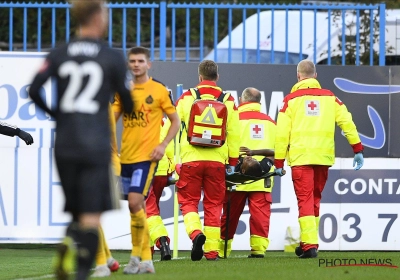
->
<box><xmin>219</xmin><ymin>102</ymin><xmax>276</xmax><ymax>258</ymax></box>
<box><xmin>146</xmin><ymin>121</ymin><xmax>175</xmax><ymax>251</ymax></box>
<box><xmin>274</xmin><ymin>78</ymin><xmax>363</xmax><ymax>251</ymax></box>
<box><xmin>175</xmin><ymin>80</ymin><xmax>240</xmax><ymax>260</ymax></box>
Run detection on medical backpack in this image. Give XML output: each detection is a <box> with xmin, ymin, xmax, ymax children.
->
<box><xmin>185</xmin><ymin>87</ymin><xmax>230</xmax><ymax>148</ymax></box>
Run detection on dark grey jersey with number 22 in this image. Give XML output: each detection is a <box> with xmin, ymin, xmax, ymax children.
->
<box><xmin>29</xmin><ymin>38</ymin><xmax>133</xmax><ymax>163</ymax></box>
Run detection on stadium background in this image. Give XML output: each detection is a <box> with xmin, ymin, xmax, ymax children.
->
<box><xmin>0</xmin><ymin>1</ymin><xmax>399</xmax><ymax>252</ymax></box>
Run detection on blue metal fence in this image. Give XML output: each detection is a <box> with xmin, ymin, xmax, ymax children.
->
<box><xmin>0</xmin><ymin>1</ymin><xmax>387</xmax><ymax>65</ymax></box>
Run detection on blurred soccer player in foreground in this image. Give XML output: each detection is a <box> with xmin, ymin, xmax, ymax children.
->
<box><xmin>29</xmin><ymin>1</ymin><xmax>133</xmax><ymax>279</ymax></box>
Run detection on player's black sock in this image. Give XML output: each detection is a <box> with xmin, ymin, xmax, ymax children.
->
<box><xmin>75</xmin><ymin>227</ymin><xmax>99</xmax><ymax>280</ymax></box>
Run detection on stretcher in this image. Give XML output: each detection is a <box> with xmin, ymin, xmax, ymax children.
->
<box><xmin>223</xmin><ymin>170</ymin><xmax>283</xmax><ymax>258</ymax></box>
<box><xmin>225</xmin><ymin>170</ymin><xmax>278</xmax><ymax>189</ymax></box>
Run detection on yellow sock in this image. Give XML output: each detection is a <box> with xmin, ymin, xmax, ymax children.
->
<box><xmin>141</xmin><ymin>219</ymin><xmax>152</xmax><ymax>261</ymax></box>
<box><xmin>95</xmin><ymin>226</ymin><xmax>107</xmax><ymax>266</ymax></box>
<box><xmin>130</xmin><ymin>209</ymin><xmax>145</xmax><ymax>257</ymax></box>
<box><xmin>102</xmin><ymin>228</ymin><xmax>112</xmax><ymax>260</ymax></box>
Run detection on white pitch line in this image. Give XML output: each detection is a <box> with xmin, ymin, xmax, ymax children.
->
<box><xmin>13</xmin><ymin>274</ymin><xmax>54</xmax><ymax>280</ymax></box>
<box><xmin>12</xmin><ymin>254</ymin><xmax>273</xmax><ymax>279</ymax></box>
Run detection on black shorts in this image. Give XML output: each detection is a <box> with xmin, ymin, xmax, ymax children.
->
<box><xmin>56</xmin><ymin>156</ymin><xmax>120</xmax><ymax>214</ymax></box>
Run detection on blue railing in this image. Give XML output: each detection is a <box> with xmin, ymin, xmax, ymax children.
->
<box><xmin>0</xmin><ymin>1</ymin><xmax>387</xmax><ymax>65</ymax></box>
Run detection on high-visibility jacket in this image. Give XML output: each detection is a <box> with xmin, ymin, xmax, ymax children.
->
<box><xmin>175</xmin><ymin>81</ymin><xmax>240</xmax><ymax>166</ymax></box>
<box><xmin>155</xmin><ymin>121</ymin><xmax>175</xmax><ymax>176</ymax></box>
<box><xmin>275</xmin><ymin>78</ymin><xmax>362</xmax><ymax>168</ymax></box>
<box><xmin>236</xmin><ymin>102</ymin><xmax>276</xmax><ymax>192</ymax></box>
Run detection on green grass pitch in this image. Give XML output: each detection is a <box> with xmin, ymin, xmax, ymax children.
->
<box><xmin>0</xmin><ymin>244</ymin><xmax>399</xmax><ymax>280</ymax></box>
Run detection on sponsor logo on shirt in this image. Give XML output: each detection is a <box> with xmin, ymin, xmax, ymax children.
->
<box><xmin>123</xmin><ymin>104</ymin><xmax>152</xmax><ymax>127</ymax></box>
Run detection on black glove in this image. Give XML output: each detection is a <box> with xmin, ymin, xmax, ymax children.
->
<box><xmin>18</xmin><ymin>130</ymin><xmax>34</xmax><ymax>145</ymax></box>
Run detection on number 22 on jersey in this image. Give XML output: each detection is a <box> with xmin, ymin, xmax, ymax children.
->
<box><xmin>58</xmin><ymin>61</ymin><xmax>103</xmax><ymax>114</ymax></box>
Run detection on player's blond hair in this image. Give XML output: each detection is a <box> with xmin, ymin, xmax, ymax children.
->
<box><xmin>70</xmin><ymin>0</ymin><xmax>106</xmax><ymax>27</ymax></box>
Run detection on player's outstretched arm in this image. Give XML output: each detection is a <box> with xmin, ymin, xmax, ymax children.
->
<box><xmin>240</xmin><ymin>146</ymin><xmax>275</xmax><ymax>157</ymax></box>
<box><xmin>0</xmin><ymin>121</ymin><xmax>20</xmax><ymax>137</ymax></box>
<box><xmin>0</xmin><ymin>122</ymin><xmax>34</xmax><ymax>145</ymax></box>
<box><xmin>17</xmin><ymin>129</ymin><xmax>34</xmax><ymax>145</ymax></box>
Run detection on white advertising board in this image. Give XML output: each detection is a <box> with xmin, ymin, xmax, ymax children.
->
<box><xmin>0</xmin><ymin>52</ymin><xmax>399</xmax><ymax>251</ymax></box>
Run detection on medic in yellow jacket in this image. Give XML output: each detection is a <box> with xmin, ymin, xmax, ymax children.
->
<box><xmin>274</xmin><ymin>60</ymin><xmax>363</xmax><ymax>258</ymax></box>
<box><xmin>219</xmin><ymin>89</ymin><xmax>276</xmax><ymax>259</ymax></box>
<box><xmin>234</xmin><ymin>102</ymin><xmax>276</xmax><ymax>192</ymax></box>
<box><xmin>175</xmin><ymin>60</ymin><xmax>240</xmax><ymax>261</ymax></box>
<box><xmin>274</xmin><ymin>77</ymin><xmax>363</xmax><ymax>167</ymax></box>
<box><xmin>177</xmin><ymin>85</ymin><xmax>239</xmax><ymax>165</ymax></box>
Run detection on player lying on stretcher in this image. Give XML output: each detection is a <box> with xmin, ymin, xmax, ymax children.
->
<box><xmin>228</xmin><ymin>146</ymin><xmax>275</xmax><ymax>177</ymax></box>
<box><xmin>175</xmin><ymin>146</ymin><xmax>275</xmax><ymax>178</ymax></box>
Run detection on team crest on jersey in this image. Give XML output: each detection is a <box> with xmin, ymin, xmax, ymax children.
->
<box><xmin>146</xmin><ymin>95</ymin><xmax>154</xmax><ymax>104</ymax></box>
<box><xmin>305</xmin><ymin>100</ymin><xmax>320</xmax><ymax>116</ymax></box>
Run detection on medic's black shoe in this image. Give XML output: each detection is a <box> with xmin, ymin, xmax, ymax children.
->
<box><xmin>159</xmin><ymin>236</ymin><xmax>172</xmax><ymax>261</ymax></box>
<box><xmin>248</xmin><ymin>254</ymin><xmax>264</xmax><ymax>258</ymax></box>
<box><xmin>298</xmin><ymin>248</ymin><xmax>317</xmax><ymax>259</ymax></box>
<box><xmin>191</xmin><ymin>234</ymin><xmax>206</xmax><ymax>261</ymax></box>
<box><xmin>295</xmin><ymin>246</ymin><xmax>303</xmax><ymax>257</ymax></box>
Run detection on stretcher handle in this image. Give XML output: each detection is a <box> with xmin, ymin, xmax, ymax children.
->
<box><xmin>275</xmin><ymin>169</ymin><xmax>286</xmax><ymax>176</ymax></box>
<box><xmin>168</xmin><ymin>168</ymin><xmax>286</xmax><ymax>186</ymax></box>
